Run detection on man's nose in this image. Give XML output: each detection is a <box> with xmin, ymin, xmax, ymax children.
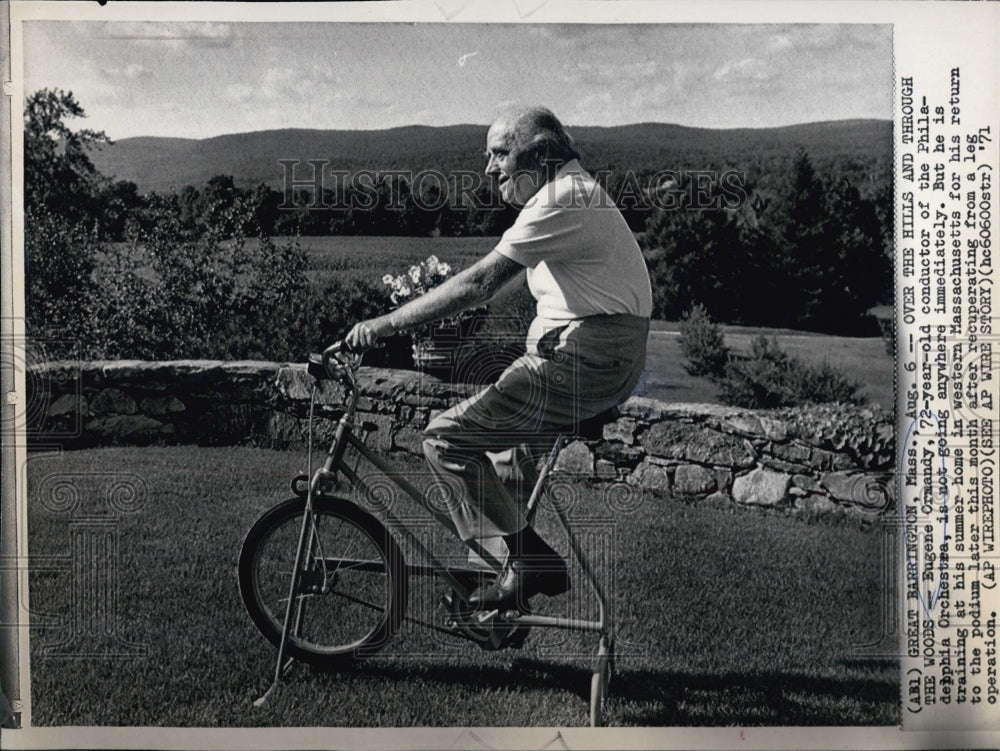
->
<box><xmin>485</xmin><ymin>154</ymin><xmax>499</xmax><ymax>176</ymax></box>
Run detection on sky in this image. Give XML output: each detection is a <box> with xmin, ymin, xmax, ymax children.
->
<box><xmin>22</xmin><ymin>21</ymin><xmax>893</xmax><ymax>140</ymax></box>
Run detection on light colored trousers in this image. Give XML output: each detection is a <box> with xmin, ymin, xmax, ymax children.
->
<box><xmin>422</xmin><ymin>314</ymin><xmax>649</xmax><ymax>542</ymax></box>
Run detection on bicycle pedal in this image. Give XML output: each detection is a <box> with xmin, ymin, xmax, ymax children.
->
<box><xmin>474</xmin><ymin>609</ymin><xmax>500</xmax><ymax>624</ymax></box>
<box><xmin>441</xmin><ymin>588</ymin><xmax>476</xmax><ymax>614</ymax></box>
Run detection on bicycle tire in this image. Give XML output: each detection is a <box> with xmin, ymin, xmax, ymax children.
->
<box><xmin>239</xmin><ymin>496</ymin><xmax>407</xmax><ymax>668</ymax></box>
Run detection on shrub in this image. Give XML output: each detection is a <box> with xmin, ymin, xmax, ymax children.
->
<box><xmin>87</xmin><ymin>199</ymin><xmax>313</xmax><ymax>361</ymax></box>
<box><xmin>305</xmin><ymin>276</ymin><xmax>413</xmax><ymax>367</ymax></box>
<box><xmin>718</xmin><ymin>335</ymin><xmax>864</xmax><ymax>408</ymax></box>
<box><xmin>678</xmin><ymin>304</ymin><xmax>729</xmax><ymax>378</ymax></box>
<box><xmin>24</xmin><ymin>208</ymin><xmax>100</xmax><ymax>338</ymax></box>
<box><xmin>794</xmin><ymin>360</ymin><xmax>867</xmax><ymax>406</ymax></box>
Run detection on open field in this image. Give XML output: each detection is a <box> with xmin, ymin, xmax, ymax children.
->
<box><xmin>644</xmin><ymin>322</ymin><xmax>894</xmax><ymax>411</ymax></box>
<box><xmin>295</xmin><ymin>236</ymin><xmax>895</xmax><ymax>411</ymax></box>
<box><xmin>28</xmin><ymin>446</ymin><xmax>897</xmax><ymax>727</ymax></box>
<box><xmin>299</xmin><ymin>235</ymin><xmax>497</xmax><ymax>282</ymax></box>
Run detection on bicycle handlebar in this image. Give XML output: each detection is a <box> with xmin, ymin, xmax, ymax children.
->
<box><xmin>322</xmin><ymin>341</ymin><xmax>343</xmax><ymax>376</ymax></box>
<box><xmin>313</xmin><ymin>341</ymin><xmax>364</xmax><ymax>383</ymax></box>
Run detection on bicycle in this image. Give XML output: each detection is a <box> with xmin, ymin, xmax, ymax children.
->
<box><xmin>238</xmin><ymin>342</ymin><xmax>617</xmax><ymax>726</ymax></box>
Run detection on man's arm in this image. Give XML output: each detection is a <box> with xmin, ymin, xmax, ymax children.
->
<box><xmin>343</xmin><ymin>251</ymin><xmax>525</xmax><ymax>350</ymax></box>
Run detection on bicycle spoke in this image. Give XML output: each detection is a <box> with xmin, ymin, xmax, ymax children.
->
<box><xmin>240</xmin><ymin>498</ymin><xmax>403</xmax><ymax>662</ymax></box>
<box><xmin>321</xmin><ymin>558</ymin><xmax>386</xmax><ymax>573</ymax></box>
<box><xmin>327</xmin><ymin>587</ymin><xmax>387</xmax><ymax>614</ymax></box>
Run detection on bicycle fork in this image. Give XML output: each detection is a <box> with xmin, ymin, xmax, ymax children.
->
<box><xmin>255</xmin><ymin>386</ymin><xmax>332</xmax><ymax>706</ymax></box>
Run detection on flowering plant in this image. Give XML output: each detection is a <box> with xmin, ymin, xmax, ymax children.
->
<box><xmin>381</xmin><ymin>255</ymin><xmax>481</xmax><ymax>355</ymax></box>
<box><xmin>381</xmin><ymin>255</ymin><xmax>452</xmax><ymax>306</ymax></box>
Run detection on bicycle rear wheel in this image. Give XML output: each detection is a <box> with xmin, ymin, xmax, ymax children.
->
<box><xmin>239</xmin><ymin>496</ymin><xmax>407</xmax><ymax>668</ymax></box>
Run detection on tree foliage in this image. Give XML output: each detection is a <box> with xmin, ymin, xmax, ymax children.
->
<box><xmin>641</xmin><ymin>150</ymin><xmax>890</xmax><ymax>334</ymax></box>
<box><xmin>24</xmin><ymin>88</ymin><xmax>110</xmax><ymax>223</ymax></box>
<box><xmin>85</xmin><ymin>198</ymin><xmax>313</xmax><ymax>361</ymax></box>
<box><xmin>678</xmin><ymin>303</ymin><xmax>729</xmax><ymax>378</ymax></box>
<box><xmin>674</xmin><ymin>304</ymin><xmax>865</xmax><ymax>407</ymax></box>
<box><xmin>23</xmin><ymin>89</ymin><xmax>110</xmax><ymax>335</ymax></box>
<box><xmin>24</xmin><ymin>89</ymin><xmax>315</xmax><ymax>361</ymax></box>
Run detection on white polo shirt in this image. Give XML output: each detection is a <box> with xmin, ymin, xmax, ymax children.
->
<box><xmin>494</xmin><ymin>160</ymin><xmax>653</xmax><ymax>350</ymax></box>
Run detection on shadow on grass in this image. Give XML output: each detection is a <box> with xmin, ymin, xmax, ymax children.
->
<box><xmin>307</xmin><ymin>657</ymin><xmax>594</xmax><ymax>700</ymax></box>
<box><xmin>609</xmin><ymin>666</ymin><xmax>897</xmax><ymax>725</ymax></box>
<box><xmin>305</xmin><ymin>656</ymin><xmax>897</xmax><ymax>726</ymax></box>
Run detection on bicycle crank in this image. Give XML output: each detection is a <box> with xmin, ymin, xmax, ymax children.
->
<box><xmin>440</xmin><ymin>589</ymin><xmax>531</xmax><ymax>651</ymax></box>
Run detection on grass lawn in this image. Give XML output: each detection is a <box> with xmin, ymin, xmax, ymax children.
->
<box><xmin>27</xmin><ymin>446</ymin><xmax>898</xmax><ymax>727</ymax></box>
<box><xmin>643</xmin><ymin>322</ymin><xmax>894</xmax><ymax>411</ymax></box>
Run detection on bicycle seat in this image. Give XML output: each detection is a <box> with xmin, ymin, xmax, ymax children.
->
<box><xmin>564</xmin><ymin>407</ymin><xmax>621</xmax><ymax>441</ymax></box>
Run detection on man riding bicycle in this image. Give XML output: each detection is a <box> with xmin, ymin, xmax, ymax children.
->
<box><xmin>344</xmin><ymin>106</ymin><xmax>651</xmax><ymax>611</ymax></box>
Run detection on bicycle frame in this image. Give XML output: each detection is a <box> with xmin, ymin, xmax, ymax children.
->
<box><xmin>330</xmin><ymin>422</ymin><xmax>610</xmax><ymax>633</ymax></box>
<box><xmin>258</xmin><ymin>347</ymin><xmax>614</xmax><ymax>715</ymax></box>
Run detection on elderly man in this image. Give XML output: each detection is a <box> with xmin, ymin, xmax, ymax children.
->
<box><xmin>345</xmin><ymin>106</ymin><xmax>651</xmax><ymax>609</ymax></box>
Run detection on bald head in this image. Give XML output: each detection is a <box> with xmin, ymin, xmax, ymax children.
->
<box><xmin>485</xmin><ymin>106</ymin><xmax>580</xmax><ymax>206</ymax></box>
<box><xmin>490</xmin><ymin>105</ymin><xmax>580</xmax><ymax>166</ymax></box>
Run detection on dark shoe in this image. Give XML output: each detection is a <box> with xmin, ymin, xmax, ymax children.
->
<box><xmin>468</xmin><ymin>557</ymin><xmax>570</xmax><ymax>611</ymax></box>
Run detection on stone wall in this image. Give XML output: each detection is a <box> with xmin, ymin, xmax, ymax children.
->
<box><xmin>27</xmin><ymin>360</ymin><xmax>896</xmax><ymax>517</ymax></box>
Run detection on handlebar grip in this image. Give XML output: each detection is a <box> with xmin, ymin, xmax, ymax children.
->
<box><xmin>311</xmin><ymin>341</ymin><xmax>364</xmax><ymax>383</ymax></box>
<box><xmin>307</xmin><ymin>353</ymin><xmax>329</xmax><ymax>381</ymax></box>
<box><xmin>322</xmin><ymin>342</ymin><xmax>344</xmax><ymax>379</ymax></box>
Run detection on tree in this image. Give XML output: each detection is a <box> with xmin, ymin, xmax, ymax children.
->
<box><xmin>24</xmin><ymin>88</ymin><xmax>110</xmax><ymax>222</ymax></box>
<box><xmin>641</xmin><ymin>173</ymin><xmax>749</xmax><ymax>322</ymax></box>
<box><xmin>177</xmin><ymin>185</ymin><xmax>203</xmax><ymax>233</ymax></box>
<box><xmin>201</xmin><ymin>174</ymin><xmax>239</xmax><ymax>236</ymax></box>
<box><xmin>25</xmin><ymin>210</ymin><xmax>101</xmax><ymax>335</ymax></box>
<box><xmin>99</xmin><ymin>180</ymin><xmax>146</xmax><ymax>241</ymax></box>
<box><xmin>23</xmin><ymin>89</ymin><xmax>110</xmax><ymax>334</ymax></box>
<box><xmin>774</xmin><ymin>150</ymin><xmax>889</xmax><ymax>333</ymax></box>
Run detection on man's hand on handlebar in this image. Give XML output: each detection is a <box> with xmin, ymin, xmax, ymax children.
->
<box><xmin>343</xmin><ymin>316</ymin><xmax>393</xmax><ymax>352</ymax></box>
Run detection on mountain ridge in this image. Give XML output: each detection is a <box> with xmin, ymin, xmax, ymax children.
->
<box><xmin>88</xmin><ymin>119</ymin><xmax>892</xmax><ymax>194</ymax></box>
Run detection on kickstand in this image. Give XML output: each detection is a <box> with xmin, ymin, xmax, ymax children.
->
<box><xmin>253</xmin><ymin>655</ymin><xmax>296</xmax><ymax>707</ymax></box>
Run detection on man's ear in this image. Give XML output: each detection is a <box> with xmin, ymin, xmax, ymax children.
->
<box><xmin>515</xmin><ymin>144</ymin><xmax>543</xmax><ymax>171</ymax></box>
<box><xmin>535</xmin><ymin>141</ymin><xmax>553</xmax><ymax>166</ymax></box>
<box><xmin>518</xmin><ymin>143</ymin><xmax>553</xmax><ymax>177</ymax></box>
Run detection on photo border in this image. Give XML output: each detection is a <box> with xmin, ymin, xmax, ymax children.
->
<box><xmin>2</xmin><ymin>1</ymin><xmax>998</xmax><ymax>749</ymax></box>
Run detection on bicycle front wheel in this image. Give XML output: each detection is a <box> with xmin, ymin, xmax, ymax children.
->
<box><xmin>238</xmin><ymin>496</ymin><xmax>407</xmax><ymax>668</ymax></box>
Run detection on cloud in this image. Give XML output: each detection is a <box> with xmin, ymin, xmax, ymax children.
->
<box><xmin>94</xmin><ymin>21</ymin><xmax>239</xmax><ymax>50</ymax></box>
<box><xmin>713</xmin><ymin>57</ymin><xmax>772</xmax><ymax>83</ymax></box>
<box><xmin>560</xmin><ymin>59</ymin><xmax>659</xmax><ymax>85</ymax></box>
<box><xmin>775</xmin><ymin>24</ymin><xmax>889</xmax><ymax>53</ymax></box>
<box><xmin>224</xmin><ymin>83</ymin><xmax>255</xmax><ymax>102</ymax></box>
<box><xmin>101</xmin><ymin>63</ymin><xmax>153</xmax><ymax>81</ymax></box>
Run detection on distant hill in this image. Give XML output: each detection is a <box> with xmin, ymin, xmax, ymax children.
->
<box><xmin>88</xmin><ymin>119</ymin><xmax>892</xmax><ymax>194</ymax></box>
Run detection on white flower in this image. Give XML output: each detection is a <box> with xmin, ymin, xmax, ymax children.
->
<box><xmin>382</xmin><ymin>255</ymin><xmax>458</xmax><ymax>308</ymax></box>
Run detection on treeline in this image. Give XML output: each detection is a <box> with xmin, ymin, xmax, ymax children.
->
<box><xmin>639</xmin><ymin>154</ymin><xmax>891</xmax><ymax>334</ymax></box>
<box><xmin>25</xmin><ymin>89</ymin><xmax>892</xmax><ymax>363</ymax></box>
<box><xmin>88</xmin><ymin>156</ymin><xmax>889</xmax><ymax>248</ymax></box>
